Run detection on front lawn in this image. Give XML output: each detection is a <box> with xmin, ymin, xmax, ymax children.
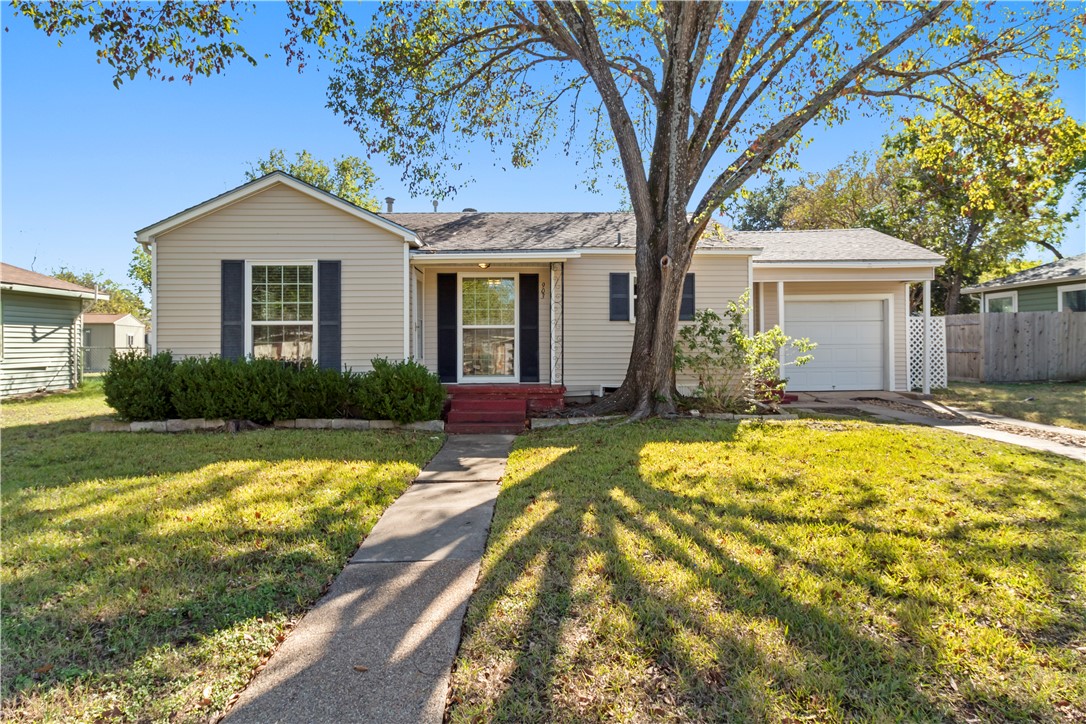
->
<box><xmin>935</xmin><ymin>381</ymin><xmax>1086</xmax><ymax>430</ymax></box>
<box><xmin>1</xmin><ymin>384</ymin><xmax>443</xmax><ymax>722</ymax></box>
<box><xmin>448</xmin><ymin>419</ymin><xmax>1085</xmax><ymax>722</ymax></box>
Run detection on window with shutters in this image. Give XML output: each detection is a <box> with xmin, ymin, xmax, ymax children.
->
<box><xmin>611</xmin><ymin>272</ymin><xmax>693</xmax><ymax>322</ymax></box>
<box><xmin>248</xmin><ymin>263</ymin><xmax>316</xmax><ymax>362</ymax></box>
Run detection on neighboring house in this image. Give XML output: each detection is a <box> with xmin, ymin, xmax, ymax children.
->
<box><xmin>82</xmin><ymin>313</ymin><xmax>149</xmax><ymax>372</ymax></box>
<box><xmin>137</xmin><ymin>172</ymin><xmax>944</xmax><ymax>395</ymax></box>
<box><xmin>1</xmin><ymin>263</ymin><xmax>105</xmax><ymax>398</ymax></box>
<box><xmin>962</xmin><ymin>253</ymin><xmax>1086</xmax><ymax>313</ymax></box>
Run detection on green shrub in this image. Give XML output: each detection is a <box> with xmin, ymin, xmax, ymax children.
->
<box><xmin>236</xmin><ymin>358</ymin><xmax>298</xmax><ymax>423</ymax></box>
<box><xmin>103</xmin><ymin>351</ymin><xmax>175</xmax><ymax>421</ymax></box>
<box><xmin>106</xmin><ymin>354</ymin><xmax>440</xmax><ymax>424</ymax></box>
<box><xmin>355</xmin><ymin>358</ymin><xmax>446</xmax><ymax>423</ymax></box>
<box><xmin>171</xmin><ymin>357</ymin><xmax>244</xmax><ymax>420</ymax></box>
<box><xmin>674</xmin><ymin>291</ymin><xmax>816</xmax><ymax>413</ymax></box>
<box><xmin>292</xmin><ymin>363</ymin><xmax>361</xmax><ymax>420</ymax></box>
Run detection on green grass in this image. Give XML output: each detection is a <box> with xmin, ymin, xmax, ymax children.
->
<box><xmin>935</xmin><ymin>381</ymin><xmax>1086</xmax><ymax>430</ymax></box>
<box><xmin>448</xmin><ymin>419</ymin><xmax>1086</xmax><ymax>722</ymax></box>
<box><xmin>1</xmin><ymin>382</ymin><xmax>444</xmax><ymax>723</ymax></box>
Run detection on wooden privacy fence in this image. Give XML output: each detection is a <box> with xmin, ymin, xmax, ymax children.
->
<box><xmin>945</xmin><ymin>312</ymin><xmax>1086</xmax><ymax>383</ymax></box>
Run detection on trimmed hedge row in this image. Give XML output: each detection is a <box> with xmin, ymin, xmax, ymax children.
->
<box><xmin>104</xmin><ymin>352</ymin><xmax>446</xmax><ymax>424</ymax></box>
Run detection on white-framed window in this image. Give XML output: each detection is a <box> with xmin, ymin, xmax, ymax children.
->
<box><xmin>629</xmin><ymin>273</ymin><xmax>638</xmax><ymax>323</ymax></box>
<box><xmin>984</xmin><ymin>290</ymin><xmax>1017</xmax><ymax>313</ymax></box>
<box><xmin>84</xmin><ymin>328</ymin><xmax>92</xmax><ymax>347</ymax></box>
<box><xmin>458</xmin><ymin>274</ymin><xmax>518</xmax><ymax>382</ymax></box>
<box><xmin>1057</xmin><ymin>282</ymin><xmax>1086</xmax><ymax>312</ymax></box>
<box><xmin>246</xmin><ymin>262</ymin><xmax>317</xmax><ymax>362</ymax></box>
<box><xmin>126</xmin><ymin>334</ymin><xmax>135</xmax><ymax>348</ymax></box>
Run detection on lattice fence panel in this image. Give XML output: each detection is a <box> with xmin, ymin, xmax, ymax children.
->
<box><xmin>908</xmin><ymin>316</ymin><xmax>947</xmax><ymax>390</ymax></box>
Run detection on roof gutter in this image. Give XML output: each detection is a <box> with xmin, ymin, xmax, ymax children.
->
<box><xmin>753</xmin><ymin>259</ymin><xmax>944</xmax><ymax>268</ymax></box>
<box><xmin>410</xmin><ymin>249</ymin><xmax>584</xmax><ymax>264</ymax></box>
<box><xmin>962</xmin><ymin>275</ymin><xmax>1082</xmax><ymax>295</ymax></box>
<box><xmin>1</xmin><ymin>282</ymin><xmax>108</xmax><ymax>301</ymax></box>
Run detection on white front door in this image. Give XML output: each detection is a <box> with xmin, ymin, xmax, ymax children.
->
<box><xmin>459</xmin><ymin>275</ymin><xmax>518</xmax><ymax>382</ymax></box>
<box><xmin>784</xmin><ymin>299</ymin><xmax>888</xmax><ymax>391</ymax></box>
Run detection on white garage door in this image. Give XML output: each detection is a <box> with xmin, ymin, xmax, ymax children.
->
<box><xmin>783</xmin><ymin>299</ymin><xmax>886</xmax><ymax>391</ymax></box>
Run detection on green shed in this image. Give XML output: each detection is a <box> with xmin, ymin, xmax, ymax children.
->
<box><xmin>1</xmin><ymin>263</ymin><xmax>105</xmax><ymax>398</ymax></box>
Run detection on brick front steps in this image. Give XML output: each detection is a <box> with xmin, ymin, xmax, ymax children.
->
<box><xmin>444</xmin><ymin>384</ymin><xmax>566</xmax><ymax>434</ymax></box>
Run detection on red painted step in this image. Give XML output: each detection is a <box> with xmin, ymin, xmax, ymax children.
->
<box><xmin>449</xmin><ymin>398</ymin><xmax>526</xmax><ymax>414</ymax></box>
<box><xmin>447</xmin><ymin>409</ymin><xmax>526</xmax><ymax>424</ymax></box>
<box><xmin>446</xmin><ymin>422</ymin><xmax>526</xmax><ymax>434</ymax></box>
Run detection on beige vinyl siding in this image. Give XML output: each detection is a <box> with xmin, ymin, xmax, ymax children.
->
<box><xmin>757</xmin><ymin>281</ymin><xmax>909</xmax><ymax>390</ymax></box>
<box><xmin>417</xmin><ymin>265</ymin><xmax>550</xmax><ymax>381</ymax></box>
<box><xmin>1</xmin><ymin>291</ymin><xmax>82</xmax><ymax>397</ymax></box>
<box><xmin>562</xmin><ymin>253</ymin><xmax>752</xmax><ymax>393</ymax></box>
<box><xmin>155</xmin><ymin>183</ymin><xmax>407</xmax><ymax>371</ymax></box>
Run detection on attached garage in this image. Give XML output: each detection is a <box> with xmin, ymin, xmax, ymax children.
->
<box><xmin>783</xmin><ymin>297</ymin><xmax>891</xmax><ymax>391</ymax></box>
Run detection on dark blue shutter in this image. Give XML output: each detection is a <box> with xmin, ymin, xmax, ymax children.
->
<box><xmin>437</xmin><ymin>274</ymin><xmax>457</xmax><ymax>382</ymax></box>
<box><xmin>520</xmin><ymin>274</ymin><xmax>539</xmax><ymax>382</ymax></box>
<box><xmin>318</xmin><ymin>261</ymin><xmax>341</xmax><ymax>370</ymax></box>
<box><xmin>221</xmin><ymin>260</ymin><xmax>245</xmax><ymax>359</ymax></box>
<box><xmin>679</xmin><ymin>273</ymin><xmax>695</xmax><ymax>321</ymax></box>
<box><xmin>609</xmin><ymin>272</ymin><xmax>630</xmax><ymax>321</ymax></box>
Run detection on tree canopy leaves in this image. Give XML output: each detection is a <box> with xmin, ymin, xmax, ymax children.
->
<box><xmin>8</xmin><ymin>0</ymin><xmax>355</xmax><ymax>86</ymax></box>
<box><xmin>53</xmin><ymin>268</ymin><xmax>149</xmax><ymax>321</ymax></box>
<box><xmin>244</xmin><ymin>149</ymin><xmax>380</xmax><ymax>211</ymax></box>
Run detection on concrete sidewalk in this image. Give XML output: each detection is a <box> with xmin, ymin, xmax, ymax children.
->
<box><xmin>225</xmin><ymin>434</ymin><xmax>514</xmax><ymax>724</ymax></box>
<box><xmin>797</xmin><ymin>402</ymin><xmax>1085</xmax><ymax>462</ymax></box>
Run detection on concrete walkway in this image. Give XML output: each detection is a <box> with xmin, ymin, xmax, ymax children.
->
<box><xmin>225</xmin><ymin>434</ymin><xmax>514</xmax><ymax>724</ymax></box>
<box><xmin>797</xmin><ymin>401</ymin><xmax>1086</xmax><ymax>462</ymax></box>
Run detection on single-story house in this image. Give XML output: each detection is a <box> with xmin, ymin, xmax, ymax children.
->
<box><xmin>1</xmin><ymin>263</ymin><xmax>106</xmax><ymax>398</ymax></box>
<box><xmin>137</xmin><ymin>172</ymin><xmax>944</xmax><ymax>399</ymax></box>
<box><xmin>82</xmin><ymin>313</ymin><xmax>148</xmax><ymax>372</ymax></box>
<box><xmin>962</xmin><ymin>253</ymin><xmax>1085</xmax><ymax>313</ymax></box>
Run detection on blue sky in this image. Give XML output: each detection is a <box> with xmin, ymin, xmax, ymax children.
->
<box><xmin>3</xmin><ymin>3</ymin><xmax>1084</xmax><ymax>288</ymax></box>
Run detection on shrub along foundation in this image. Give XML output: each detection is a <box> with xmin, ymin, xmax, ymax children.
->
<box><xmin>90</xmin><ymin>418</ymin><xmax>445</xmax><ymax>433</ymax></box>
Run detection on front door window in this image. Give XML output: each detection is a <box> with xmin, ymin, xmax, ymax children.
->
<box><xmin>461</xmin><ymin>277</ymin><xmax>516</xmax><ymax>379</ymax></box>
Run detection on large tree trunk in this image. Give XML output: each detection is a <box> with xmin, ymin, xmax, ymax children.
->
<box><xmin>943</xmin><ymin>220</ymin><xmax>983</xmax><ymax>315</ymax></box>
<box><xmin>586</xmin><ymin>221</ymin><xmax>693</xmax><ymax>419</ymax></box>
<box><xmin>943</xmin><ymin>274</ymin><xmax>964</xmax><ymax>316</ymax></box>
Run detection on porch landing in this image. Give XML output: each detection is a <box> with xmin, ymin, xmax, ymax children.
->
<box><xmin>444</xmin><ymin>384</ymin><xmax>566</xmax><ymax>434</ymax></box>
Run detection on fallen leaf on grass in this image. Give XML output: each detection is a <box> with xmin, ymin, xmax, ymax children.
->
<box><xmin>33</xmin><ymin>664</ymin><xmax>53</xmax><ymax>674</ymax></box>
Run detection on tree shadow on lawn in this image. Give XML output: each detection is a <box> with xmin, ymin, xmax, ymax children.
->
<box><xmin>1</xmin><ymin>428</ymin><xmax>440</xmax><ymax>719</ymax></box>
<box><xmin>448</xmin><ymin>419</ymin><xmax>1086</xmax><ymax>722</ymax></box>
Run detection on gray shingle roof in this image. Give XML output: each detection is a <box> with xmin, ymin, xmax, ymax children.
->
<box><xmin>962</xmin><ymin>253</ymin><xmax>1085</xmax><ymax>293</ymax></box>
<box><xmin>728</xmin><ymin>227</ymin><xmax>945</xmax><ymax>263</ymax></box>
<box><xmin>386</xmin><ymin>211</ymin><xmax>942</xmax><ymax>263</ymax></box>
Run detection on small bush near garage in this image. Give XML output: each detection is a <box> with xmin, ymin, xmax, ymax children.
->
<box><xmin>354</xmin><ymin>357</ymin><xmax>447</xmax><ymax>423</ymax></box>
<box><xmin>104</xmin><ymin>350</ymin><xmax>176</xmax><ymax>421</ymax></box>
<box><xmin>103</xmin><ymin>355</ymin><xmax>442</xmax><ymax>423</ymax></box>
